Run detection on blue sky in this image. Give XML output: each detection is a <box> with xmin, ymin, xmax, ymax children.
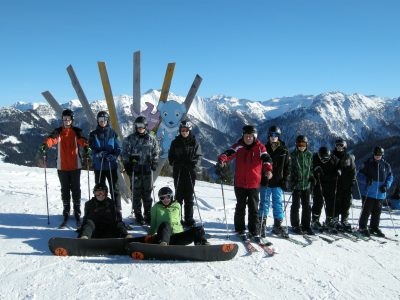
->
<box><xmin>1</xmin><ymin>0</ymin><xmax>399</xmax><ymax>107</ymax></box>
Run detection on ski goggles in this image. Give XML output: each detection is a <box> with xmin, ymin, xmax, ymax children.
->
<box><xmin>97</xmin><ymin>117</ymin><xmax>108</xmax><ymax>122</ymax></box>
<box><xmin>159</xmin><ymin>194</ymin><xmax>172</xmax><ymax>201</ymax></box>
<box><xmin>269</xmin><ymin>132</ymin><xmax>280</xmax><ymax>138</ymax></box>
<box><xmin>335</xmin><ymin>143</ymin><xmax>345</xmax><ymax>148</ymax></box>
<box><xmin>135</xmin><ymin>123</ymin><xmax>146</xmax><ymax>129</ymax></box>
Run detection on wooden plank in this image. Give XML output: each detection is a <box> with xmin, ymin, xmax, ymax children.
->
<box><xmin>159</xmin><ymin>62</ymin><xmax>175</xmax><ymax>102</ymax></box>
<box><xmin>41</xmin><ymin>91</ymin><xmax>64</xmax><ymax>116</ymax></box>
<box><xmin>66</xmin><ymin>65</ymin><xmax>97</xmax><ymax>129</ymax></box>
<box><xmin>97</xmin><ymin>61</ymin><xmax>131</xmax><ymax>203</ymax></box>
<box><xmin>132</xmin><ymin>51</ymin><xmax>141</xmax><ymax>116</ymax></box>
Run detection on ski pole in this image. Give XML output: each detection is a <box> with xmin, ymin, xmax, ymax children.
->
<box><xmin>43</xmin><ymin>154</ymin><xmax>50</xmax><ymax>225</ymax></box>
<box><xmin>282</xmin><ymin>190</ymin><xmax>289</xmax><ymax>234</ymax></box>
<box><xmin>258</xmin><ymin>181</ymin><xmax>269</xmax><ymax>238</ymax></box>
<box><xmin>384</xmin><ymin>198</ymin><xmax>398</xmax><ymax>237</ymax></box>
<box><xmin>188</xmin><ymin>171</ymin><xmax>203</xmax><ymax>227</ymax></box>
<box><xmin>220</xmin><ymin>178</ymin><xmax>230</xmax><ymax>240</ymax></box>
<box><xmin>86</xmin><ymin>156</ymin><xmax>90</xmax><ymax>201</ymax></box>
<box><xmin>108</xmin><ymin>160</ymin><xmax>119</xmax><ymax>222</ymax></box>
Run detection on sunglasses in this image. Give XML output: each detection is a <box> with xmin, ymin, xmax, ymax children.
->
<box><xmin>269</xmin><ymin>132</ymin><xmax>280</xmax><ymax>138</ymax></box>
<box><xmin>62</xmin><ymin>118</ymin><xmax>72</xmax><ymax>122</ymax></box>
<box><xmin>336</xmin><ymin>143</ymin><xmax>344</xmax><ymax>148</ymax></box>
<box><xmin>159</xmin><ymin>195</ymin><xmax>171</xmax><ymax>201</ymax></box>
<box><xmin>136</xmin><ymin>123</ymin><xmax>146</xmax><ymax>129</ymax></box>
<box><xmin>98</xmin><ymin>117</ymin><xmax>108</xmax><ymax>122</ymax></box>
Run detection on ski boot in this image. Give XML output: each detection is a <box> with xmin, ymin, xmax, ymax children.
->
<box><xmin>135</xmin><ymin>214</ymin><xmax>146</xmax><ymax>226</ymax></box>
<box><xmin>59</xmin><ymin>213</ymin><xmax>69</xmax><ymax>229</ymax></box>
<box><xmin>369</xmin><ymin>227</ymin><xmax>385</xmax><ymax>237</ymax></box>
<box><xmin>341</xmin><ymin>219</ymin><xmax>352</xmax><ymax>233</ymax></box>
<box><xmin>272</xmin><ymin>219</ymin><xmax>289</xmax><ymax>238</ymax></box>
<box><xmin>291</xmin><ymin>226</ymin><xmax>303</xmax><ymax>235</ymax></box>
<box><xmin>325</xmin><ymin>217</ymin><xmax>339</xmax><ymax>234</ymax></box>
<box><xmin>302</xmin><ymin>226</ymin><xmax>315</xmax><ymax>236</ymax></box>
<box><xmin>359</xmin><ymin>227</ymin><xmax>370</xmax><ymax>237</ymax></box>
<box><xmin>311</xmin><ymin>215</ymin><xmax>323</xmax><ymax>232</ymax></box>
<box><xmin>74</xmin><ymin>210</ymin><xmax>81</xmax><ymax>229</ymax></box>
<box><xmin>183</xmin><ymin>218</ymin><xmax>196</xmax><ymax>228</ymax></box>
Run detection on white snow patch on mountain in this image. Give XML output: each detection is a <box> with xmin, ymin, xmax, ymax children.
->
<box><xmin>0</xmin><ymin>136</ymin><xmax>21</xmax><ymax>144</ymax></box>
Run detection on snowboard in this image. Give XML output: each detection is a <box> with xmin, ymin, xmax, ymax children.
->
<box><xmin>127</xmin><ymin>242</ymin><xmax>238</xmax><ymax>262</ymax></box>
<box><xmin>48</xmin><ymin>236</ymin><xmax>146</xmax><ymax>256</ymax></box>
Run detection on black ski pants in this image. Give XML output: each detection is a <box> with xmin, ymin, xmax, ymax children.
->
<box><xmin>312</xmin><ymin>182</ymin><xmax>337</xmax><ymax>220</ymax></box>
<box><xmin>359</xmin><ymin>197</ymin><xmax>382</xmax><ymax>229</ymax></box>
<box><xmin>95</xmin><ymin>169</ymin><xmax>121</xmax><ymax>211</ymax></box>
<box><xmin>130</xmin><ymin>174</ymin><xmax>153</xmax><ymax>219</ymax></box>
<box><xmin>335</xmin><ymin>187</ymin><xmax>352</xmax><ymax>221</ymax></box>
<box><xmin>290</xmin><ymin>189</ymin><xmax>311</xmax><ymax>229</ymax></box>
<box><xmin>154</xmin><ymin>222</ymin><xmax>205</xmax><ymax>245</ymax></box>
<box><xmin>234</xmin><ymin>187</ymin><xmax>260</xmax><ymax>235</ymax></box>
<box><xmin>79</xmin><ymin>219</ymin><xmax>127</xmax><ymax>238</ymax></box>
<box><xmin>174</xmin><ymin>168</ymin><xmax>195</xmax><ymax>223</ymax></box>
<box><xmin>57</xmin><ymin>169</ymin><xmax>81</xmax><ymax>217</ymax></box>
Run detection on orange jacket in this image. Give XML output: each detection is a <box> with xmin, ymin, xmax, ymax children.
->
<box><xmin>45</xmin><ymin>127</ymin><xmax>88</xmax><ymax>171</ymax></box>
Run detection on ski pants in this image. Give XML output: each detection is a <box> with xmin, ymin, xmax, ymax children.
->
<box><xmin>95</xmin><ymin>169</ymin><xmax>121</xmax><ymax>211</ymax></box>
<box><xmin>155</xmin><ymin>222</ymin><xmax>205</xmax><ymax>245</ymax></box>
<box><xmin>259</xmin><ymin>186</ymin><xmax>284</xmax><ymax>220</ymax></box>
<box><xmin>334</xmin><ymin>187</ymin><xmax>352</xmax><ymax>221</ymax></box>
<box><xmin>57</xmin><ymin>169</ymin><xmax>81</xmax><ymax>217</ymax></box>
<box><xmin>359</xmin><ymin>197</ymin><xmax>382</xmax><ymax>229</ymax></box>
<box><xmin>234</xmin><ymin>187</ymin><xmax>260</xmax><ymax>235</ymax></box>
<box><xmin>131</xmin><ymin>174</ymin><xmax>153</xmax><ymax>219</ymax></box>
<box><xmin>290</xmin><ymin>189</ymin><xmax>311</xmax><ymax>228</ymax></box>
<box><xmin>312</xmin><ymin>182</ymin><xmax>336</xmax><ymax>220</ymax></box>
<box><xmin>79</xmin><ymin>219</ymin><xmax>127</xmax><ymax>239</ymax></box>
<box><xmin>174</xmin><ymin>169</ymin><xmax>195</xmax><ymax>223</ymax></box>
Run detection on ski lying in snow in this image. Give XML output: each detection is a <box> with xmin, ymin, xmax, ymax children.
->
<box><xmin>314</xmin><ymin>234</ymin><xmax>335</xmax><ymax>244</ymax></box>
<box><xmin>272</xmin><ymin>233</ymin><xmax>310</xmax><ymax>247</ymax></box>
<box><xmin>127</xmin><ymin>242</ymin><xmax>238</xmax><ymax>262</ymax></box>
<box><xmin>49</xmin><ymin>236</ymin><xmax>146</xmax><ymax>256</ymax></box>
<box><xmin>350</xmin><ymin>231</ymin><xmax>371</xmax><ymax>242</ymax></box>
<box><xmin>257</xmin><ymin>238</ymin><xmax>276</xmax><ymax>256</ymax></box>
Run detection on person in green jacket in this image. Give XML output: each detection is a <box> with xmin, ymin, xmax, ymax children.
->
<box><xmin>148</xmin><ymin>186</ymin><xmax>209</xmax><ymax>245</ymax></box>
<box><xmin>290</xmin><ymin>135</ymin><xmax>315</xmax><ymax>235</ymax></box>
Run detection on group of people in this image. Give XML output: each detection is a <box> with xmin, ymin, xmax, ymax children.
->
<box><xmin>40</xmin><ymin>109</ymin><xmax>207</xmax><ymax>245</ymax></box>
<box><xmin>217</xmin><ymin>125</ymin><xmax>394</xmax><ymax>241</ymax></box>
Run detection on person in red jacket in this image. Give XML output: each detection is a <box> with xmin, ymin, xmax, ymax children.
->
<box><xmin>40</xmin><ymin>109</ymin><xmax>88</xmax><ymax>227</ymax></box>
<box><xmin>217</xmin><ymin>125</ymin><xmax>272</xmax><ymax>242</ymax></box>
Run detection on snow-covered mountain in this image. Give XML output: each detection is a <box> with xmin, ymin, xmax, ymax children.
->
<box><xmin>1</xmin><ymin>90</ymin><xmax>400</xmax><ymax>174</ymax></box>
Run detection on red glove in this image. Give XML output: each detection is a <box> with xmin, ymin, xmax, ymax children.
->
<box><xmin>218</xmin><ymin>154</ymin><xmax>228</xmax><ymax>163</ymax></box>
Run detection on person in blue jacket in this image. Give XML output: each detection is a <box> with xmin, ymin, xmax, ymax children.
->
<box><xmin>357</xmin><ymin>146</ymin><xmax>393</xmax><ymax>237</ymax></box>
<box><xmin>89</xmin><ymin>111</ymin><xmax>122</xmax><ymax>221</ymax></box>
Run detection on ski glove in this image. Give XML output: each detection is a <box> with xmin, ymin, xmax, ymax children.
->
<box><xmin>95</xmin><ymin>151</ymin><xmax>107</xmax><ymax>159</ymax></box>
<box><xmin>151</xmin><ymin>161</ymin><xmax>158</xmax><ymax>171</ymax></box>
<box><xmin>379</xmin><ymin>185</ymin><xmax>387</xmax><ymax>193</ymax></box>
<box><xmin>264</xmin><ymin>171</ymin><xmax>273</xmax><ymax>180</ymax></box>
<box><xmin>105</xmin><ymin>153</ymin><xmax>116</xmax><ymax>162</ymax></box>
<box><xmin>130</xmin><ymin>154</ymin><xmax>140</xmax><ymax>165</ymax></box>
<box><xmin>83</xmin><ymin>147</ymin><xmax>92</xmax><ymax>157</ymax></box>
<box><xmin>281</xmin><ymin>179</ymin><xmax>290</xmax><ymax>192</ymax></box>
<box><xmin>39</xmin><ymin>143</ymin><xmax>47</xmax><ymax>155</ymax></box>
<box><xmin>218</xmin><ymin>154</ymin><xmax>228</xmax><ymax>166</ymax></box>
<box><xmin>337</xmin><ymin>169</ymin><xmax>342</xmax><ymax>176</ymax></box>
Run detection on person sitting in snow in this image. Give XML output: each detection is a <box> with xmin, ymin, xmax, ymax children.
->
<box><xmin>78</xmin><ymin>183</ymin><xmax>132</xmax><ymax>239</ymax></box>
<box><xmin>146</xmin><ymin>186</ymin><xmax>209</xmax><ymax>246</ymax></box>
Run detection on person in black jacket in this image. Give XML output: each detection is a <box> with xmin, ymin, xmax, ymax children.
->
<box><xmin>79</xmin><ymin>183</ymin><xmax>131</xmax><ymax>239</ymax></box>
<box><xmin>312</xmin><ymin>146</ymin><xmax>341</xmax><ymax>232</ymax></box>
<box><xmin>168</xmin><ymin>120</ymin><xmax>202</xmax><ymax>227</ymax></box>
<box><xmin>332</xmin><ymin>138</ymin><xmax>356</xmax><ymax>232</ymax></box>
<box><xmin>258</xmin><ymin>126</ymin><xmax>291</xmax><ymax>238</ymax></box>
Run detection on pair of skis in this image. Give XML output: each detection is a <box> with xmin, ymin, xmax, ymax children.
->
<box><xmin>238</xmin><ymin>234</ymin><xmax>276</xmax><ymax>256</ymax></box>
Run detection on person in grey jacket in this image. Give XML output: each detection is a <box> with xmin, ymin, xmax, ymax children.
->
<box><xmin>122</xmin><ymin>116</ymin><xmax>160</xmax><ymax>225</ymax></box>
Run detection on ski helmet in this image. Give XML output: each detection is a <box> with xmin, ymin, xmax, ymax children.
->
<box><xmin>242</xmin><ymin>125</ymin><xmax>257</xmax><ymax>139</ymax></box>
<box><xmin>373</xmin><ymin>146</ymin><xmax>384</xmax><ymax>156</ymax></box>
<box><xmin>296</xmin><ymin>135</ymin><xmax>308</xmax><ymax>145</ymax></box>
<box><xmin>134</xmin><ymin>116</ymin><xmax>148</xmax><ymax>129</ymax></box>
<box><xmin>268</xmin><ymin>126</ymin><xmax>281</xmax><ymax>137</ymax></box>
<box><xmin>97</xmin><ymin>111</ymin><xmax>110</xmax><ymax>123</ymax></box>
<box><xmin>335</xmin><ymin>138</ymin><xmax>347</xmax><ymax>149</ymax></box>
<box><xmin>62</xmin><ymin>109</ymin><xmax>74</xmax><ymax>121</ymax></box>
<box><xmin>318</xmin><ymin>146</ymin><xmax>331</xmax><ymax>163</ymax></box>
<box><xmin>93</xmin><ymin>182</ymin><xmax>108</xmax><ymax>195</ymax></box>
<box><xmin>179</xmin><ymin>120</ymin><xmax>193</xmax><ymax>131</ymax></box>
<box><xmin>158</xmin><ymin>186</ymin><xmax>174</xmax><ymax>202</ymax></box>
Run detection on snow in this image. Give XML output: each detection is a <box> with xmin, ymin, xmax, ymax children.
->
<box><xmin>0</xmin><ymin>162</ymin><xmax>399</xmax><ymax>299</ymax></box>
<box><xmin>0</xmin><ymin>136</ymin><xmax>21</xmax><ymax>144</ymax></box>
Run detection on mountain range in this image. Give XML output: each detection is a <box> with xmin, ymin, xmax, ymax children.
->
<box><xmin>1</xmin><ymin>90</ymin><xmax>400</xmax><ymax>185</ymax></box>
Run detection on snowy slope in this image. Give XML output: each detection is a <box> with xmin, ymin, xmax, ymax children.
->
<box><xmin>0</xmin><ymin>162</ymin><xmax>399</xmax><ymax>299</ymax></box>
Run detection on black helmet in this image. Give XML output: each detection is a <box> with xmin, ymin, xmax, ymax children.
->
<box><xmin>179</xmin><ymin>120</ymin><xmax>193</xmax><ymax>131</ymax></box>
<box><xmin>97</xmin><ymin>111</ymin><xmax>109</xmax><ymax>122</ymax></box>
<box><xmin>296</xmin><ymin>135</ymin><xmax>308</xmax><ymax>145</ymax></box>
<box><xmin>93</xmin><ymin>182</ymin><xmax>108</xmax><ymax>195</ymax></box>
<box><xmin>242</xmin><ymin>125</ymin><xmax>257</xmax><ymax>138</ymax></box>
<box><xmin>158</xmin><ymin>186</ymin><xmax>174</xmax><ymax>202</ymax></box>
<box><xmin>318</xmin><ymin>146</ymin><xmax>331</xmax><ymax>163</ymax></box>
<box><xmin>335</xmin><ymin>138</ymin><xmax>347</xmax><ymax>149</ymax></box>
<box><xmin>373</xmin><ymin>146</ymin><xmax>384</xmax><ymax>156</ymax></box>
<box><xmin>62</xmin><ymin>109</ymin><xmax>74</xmax><ymax>121</ymax></box>
<box><xmin>134</xmin><ymin>116</ymin><xmax>148</xmax><ymax>129</ymax></box>
<box><xmin>268</xmin><ymin>125</ymin><xmax>281</xmax><ymax>137</ymax></box>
